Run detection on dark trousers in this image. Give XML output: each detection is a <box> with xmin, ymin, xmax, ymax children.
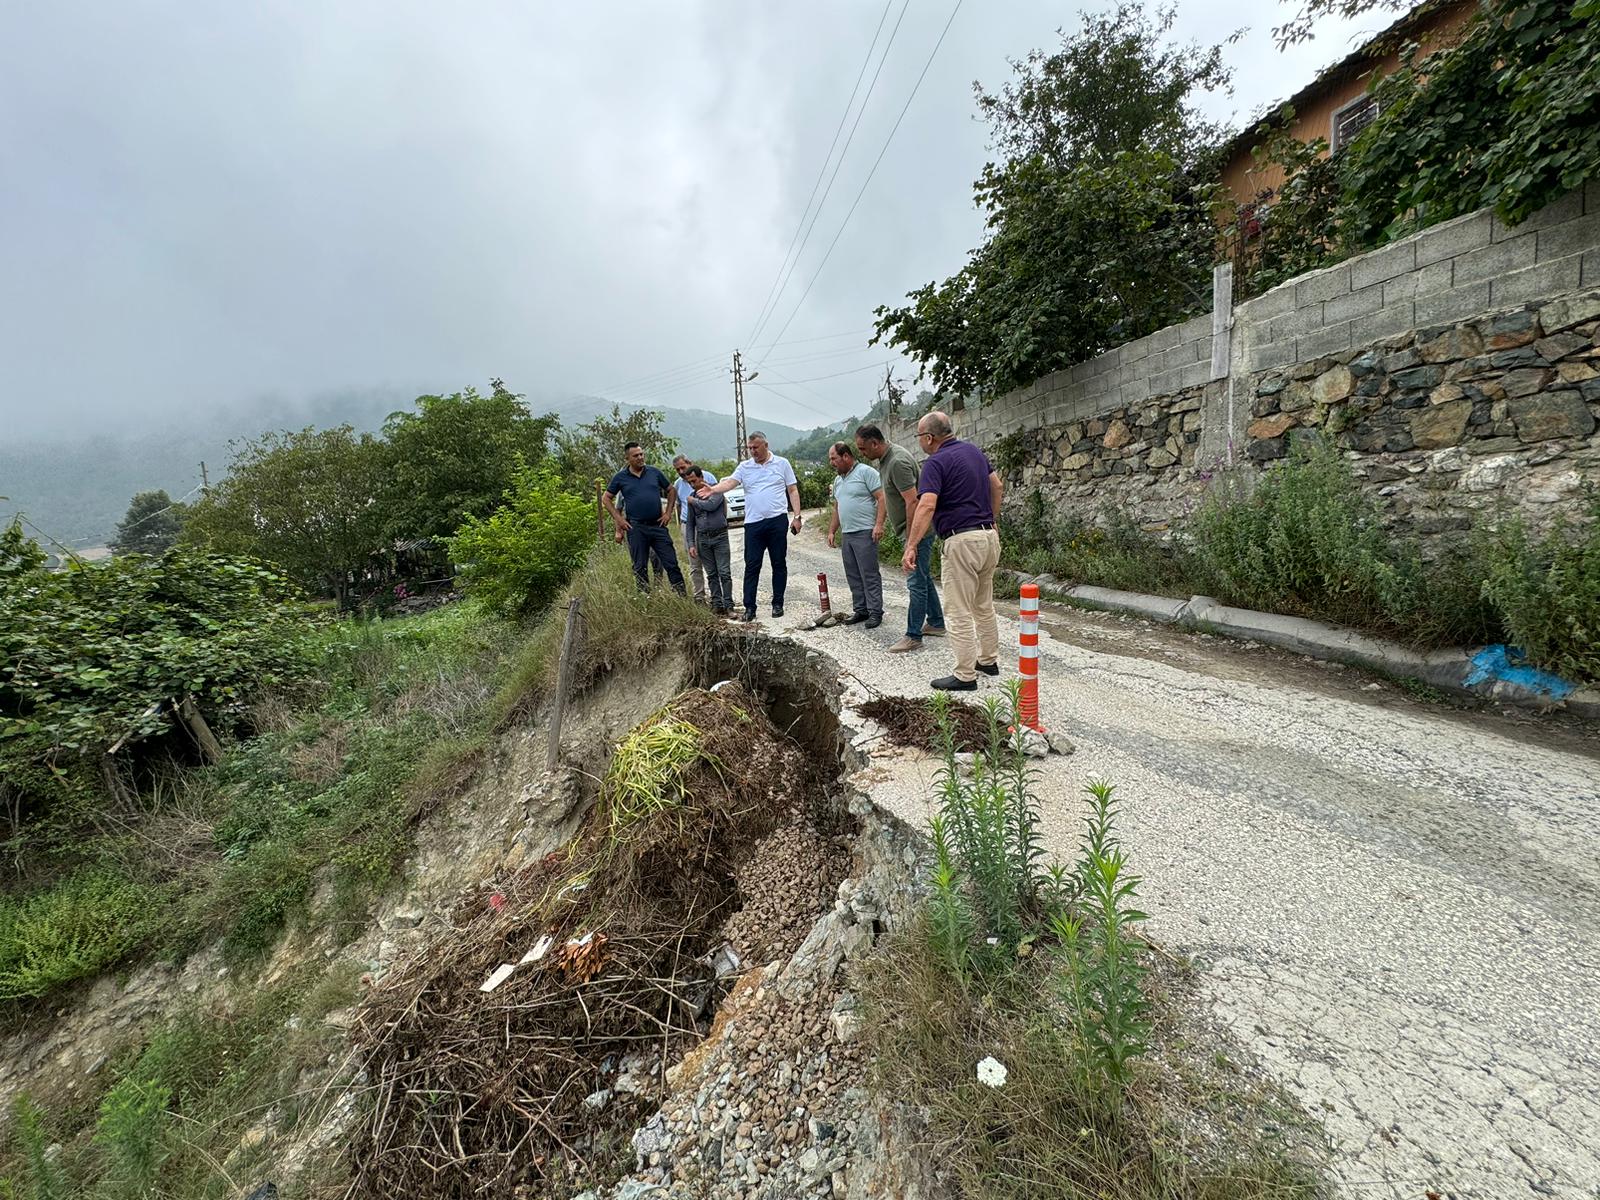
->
<box><xmin>840</xmin><ymin>530</ymin><xmax>883</xmax><ymax>617</ymax></box>
<box><xmin>742</xmin><ymin>514</ymin><xmax>789</xmax><ymax>616</ymax></box>
<box><xmin>905</xmin><ymin>532</ymin><xmax>944</xmax><ymax>637</ymax></box>
<box><xmin>626</xmin><ymin>523</ymin><xmax>684</xmax><ymax>593</ymax></box>
<box><xmin>696</xmin><ymin>530</ymin><xmax>733</xmax><ymax>610</ymax></box>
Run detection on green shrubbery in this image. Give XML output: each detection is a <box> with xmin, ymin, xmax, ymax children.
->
<box><xmin>2</xmin><ymin>963</ymin><xmax>361</xmax><ymax>1199</ymax></box>
<box><xmin>448</xmin><ymin>464</ymin><xmax>595</xmax><ymax>616</ymax></box>
<box><xmin>0</xmin><ymin>532</ymin><xmax>315</xmax><ymax>856</ymax></box>
<box><xmin>1479</xmin><ymin>497</ymin><xmax>1600</xmax><ymax>683</ymax></box>
<box><xmin>1002</xmin><ymin>443</ymin><xmax>1598</xmax><ymax>680</ymax></box>
<box><xmin>862</xmin><ymin>690</ymin><xmax>1316</xmax><ymax>1198</ymax></box>
<box><xmin>0</xmin><ymin>871</ymin><xmax>159</xmax><ymax>1002</ymax></box>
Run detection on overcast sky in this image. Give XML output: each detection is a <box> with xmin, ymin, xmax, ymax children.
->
<box><xmin>0</xmin><ymin>0</ymin><xmax>1379</xmax><ymax>440</ymax></box>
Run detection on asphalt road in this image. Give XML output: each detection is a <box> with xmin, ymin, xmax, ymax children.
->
<box><xmin>725</xmin><ymin>521</ymin><xmax>1600</xmax><ymax>1200</ymax></box>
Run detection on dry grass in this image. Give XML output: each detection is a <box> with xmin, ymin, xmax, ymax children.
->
<box><xmin>491</xmin><ymin>546</ymin><xmax>716</xmax><ymax>729</ymax></box>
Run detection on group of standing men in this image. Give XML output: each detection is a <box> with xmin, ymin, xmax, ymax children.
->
<box><xmin>602</xmin><ymin>410</ymin><xmax>1003</xmax><ymax>692</ymax></box>
<box><xmin>604</xmin><ymin>432</ymin><xmax>802</xmax><ymax>620</ymax></box>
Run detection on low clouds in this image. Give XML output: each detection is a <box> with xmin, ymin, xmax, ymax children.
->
<box><xmin>1</xmin><ymin>0</ymin><xmax>1373</xmax><ymax>439</ymax></box>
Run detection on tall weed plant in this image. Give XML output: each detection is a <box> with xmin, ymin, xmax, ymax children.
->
<box><xmin>1191</xmin><ymin>440</ymin><xmax>1415</xmax><ymax>632</ymax></box>
<box><xmin>1479</xmin><ymin>496</ymin><xmax>1600</xmax><ymax>683</ymax></box>
<box><xmin>927</xmin><ymin>687</ymin><xmax>1043</xmax><ymax>960</ymax></box>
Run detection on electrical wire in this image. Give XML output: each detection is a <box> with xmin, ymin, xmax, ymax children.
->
<box><xmin>743</xmin><ymin>0</ymin><xmax>898</xmax><ymax>350</ymax></box>
<box><xmin>747</xmin><ymin>0</ymin><xmax>912</xmax><ymax>351</ymax></box>
<box><xmin>755</xmin><ymin>0</ymin><xmax>965</xmax><ymax>362</ymax></box>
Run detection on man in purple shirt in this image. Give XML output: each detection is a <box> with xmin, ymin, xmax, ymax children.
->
<box><xmin>900</xmin><ymin>411</ymin><xmax>1004</xmax><ymax>691</ymax></box>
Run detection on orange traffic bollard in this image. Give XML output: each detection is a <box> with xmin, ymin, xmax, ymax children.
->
<box><xmin>1017</xmin><ymin>583</ymin><xmax>1045</xmax><ymax>733</ymax></box>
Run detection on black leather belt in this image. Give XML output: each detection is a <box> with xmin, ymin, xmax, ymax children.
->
<box><xmin>941</xmin><ymin>523</ymin><xmax>995</xmax><ymax>540</ymax></box>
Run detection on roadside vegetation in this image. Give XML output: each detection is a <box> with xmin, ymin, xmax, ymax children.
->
<box><xmin>999</xmin><ymin>441</ymin><xmax>1600</xmax><ymax>682</ymax></box>
<box><xmin>859</xmin><ymin>686</ymin><xmax>1324</xmax><ymax>1198</ymax></box>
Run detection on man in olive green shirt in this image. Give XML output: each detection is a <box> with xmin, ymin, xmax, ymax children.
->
<box><xmin>855</xmin><ymin>424</ymin><xmax>945</xmax><ymax>652</ymax></box>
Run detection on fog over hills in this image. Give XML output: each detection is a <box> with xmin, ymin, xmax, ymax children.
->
<box><xmin>0</xmin><ymin>390</ymin><xmax>814</xmax><ymax>548</ymax></box>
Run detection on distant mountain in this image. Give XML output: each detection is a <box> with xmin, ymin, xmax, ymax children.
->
<box><xmin>0</xmin><ymin>390</ymin><xmax>819</xmax><ymax>548</ymax></box>
<box><xmin>549</xmin><ymin>396</ymin><xmax>811</xmax><ymax>464</ymax></box>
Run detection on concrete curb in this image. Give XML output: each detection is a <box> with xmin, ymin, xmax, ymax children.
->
<box><xmin>1003</xmin><ymin>573</ymin><xmax>1599</xmax><ymax>718</ymax></box>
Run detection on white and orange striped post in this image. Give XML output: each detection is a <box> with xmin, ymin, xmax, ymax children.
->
<box><xmin>1017</xmin><ymin>583</ymin><xmax>1046</xmax><ymax>733</ymax></box>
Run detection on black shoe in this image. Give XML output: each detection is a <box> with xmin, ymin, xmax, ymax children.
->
<box><xmin>931</xmin><ymin>675</ymin><xmax>977</xmax><ymax>691</ymax></box>
<box><xmin>977</xmin><ymin>661</ymin><xmax>1000</xmax><ymax>676</ymax></box>
<box><xmin>743</xmin><ymin>610</ymin><xmax>757</xmax><ymax>622</ymax></box>
<box><xmin>864</xmin><ymin>614</ymin><xmax>882</xmax><ymax>629</ymax></box>
<box><xmin>772</xmin><ymin>606</ymin><xmax>784</xmax><ymax>618</ymax></box>
<box><xmin>838</xmin><ymin>612</ymin><xmax>865</xmax><ymax>625</ymax></box>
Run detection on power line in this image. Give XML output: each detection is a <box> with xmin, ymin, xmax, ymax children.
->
<box><xmin>599</xmin><ymin>328</ymin><xmax>875</xmax><ymax>399</ymax></box>
<box><xmin>745</xmin><ymin>379</ymin><xmax>836</xmax><ymax>421</ymax></box>
<box><xmin>769</xmin><ymin>360</ymin><xmax>891</xmax><ymax>385</ymax></box>
<box><xmin>755</xmin><ymin>0</ymin><xmax>965</xmax><ymax>361</ymax></box>
<box><xmin>743</xmin><ymin>1</ymin><xmax>897</xmax><ymax>350</ymax></box>
<box><xmin>742</xmin><ymin>0</ymin><xmax>908</xmax><ymax>355</ymax></box>
<box><xmin>748</xmin><ymin>0</ymin><xmax>913</xmax><ymax>352</ymax></box>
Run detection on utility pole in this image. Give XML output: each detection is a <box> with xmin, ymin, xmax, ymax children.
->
<box><xmin>199</xmin><ymin>461</ymin><xmax>210</xmax><ymax>495</ymax></box>
<box><xmin>732</xmin><ymin>350</ymin><xmax>748</xmax><ymax>462</ymax></box>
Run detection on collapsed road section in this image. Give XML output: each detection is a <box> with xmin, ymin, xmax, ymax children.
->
<box><xmin>344</xmin><ymin>633</ymin><xmax>938</xmax><ymax>1200</ymax></box>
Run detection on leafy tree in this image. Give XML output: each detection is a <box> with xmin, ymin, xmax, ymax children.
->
<box><xmin>554</xmin><ymin>404</ymin><xmax>678</xmax><ymax>491</ymax></box>
<box><xmin>0</xmin><ymin>547</ymin><xmax>312</xmax><ymax>842</ymax></box>
<box><xmin>1</xmin><ymin>518</ymin><xmax>47</xmax><ymax>580</ymax></box>
<box><xmin>110</xmin><ymin>489</ymin><xmax>188</xmax><ymax>556</ymax></box>
<box><xmin>1340</xmin><ymin>0</ymin><xmax>1600</xmax><ymax>240</ymax></box>
<box><xmin>448</xmin><ymin>464</ymin><xmax>596</xmax><ymax>616</ymax></box>
<box><xmin>380</xmin><ymin>379</ymin><xmax>560</xmax><ymax>542</ymax></box>
<box><xmin>182</xmin><ymin>426</ymin><xmax>389</xmax><ymax>603</ymax></box>
<box><xmin>873</xmin><ymin>3</ymin><xmax>1233</xmax><ymax>400</ymax></box>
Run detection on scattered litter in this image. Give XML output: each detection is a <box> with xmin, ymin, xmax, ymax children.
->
<box><xmin>478</xmin><ymin>963</ymin><xmax>516</xmax><ymax>993</ymax></box>
<box><xmin>976</xmin><ymin>1056</ymin><xmax>1009</xmax><ymax>1088</ymax></box>
<box><xmin>519</xmin><ymin>934</ymin><xmax>555</xmax><ymax>965</ymax></box>
<box><xmin>709</xmin><ymin>679</ymin><xmax>736</xmax><ymax>693</ymax></box>
<box><xmin>984</xmin><ymin>937</ymin><xmax>1000</xmax><ymax>946</ymax></box>
<box><xmin>488</xmin><ymin>893</ymin><xmax>506</xmax><ymax>912</ymax></box>
<box><xmin>703</xmin><ymin>941</ymin><xmax>743</xmax><ymax>980</ymax></box>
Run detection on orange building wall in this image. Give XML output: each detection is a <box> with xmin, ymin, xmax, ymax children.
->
<box><xmin>1218</xmin><ymin>2</ymin><xmax>1477</xmax><ymax>209</ymax></box>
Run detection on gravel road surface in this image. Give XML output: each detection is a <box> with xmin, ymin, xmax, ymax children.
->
<box><xmin>719</xmin><ymin>521</ymin><xmax>1600</xmax><ymax>1199</ymax></box>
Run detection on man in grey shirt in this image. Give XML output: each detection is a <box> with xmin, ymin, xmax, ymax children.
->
<box><xmin>683</xmin><ymin>466</ymin><xmax>734</xmax><ymax>615</ymax></box>
<box><xmin>825</xmin><ymin>441</ymin><xmax>886</xmax><ymax>628</ymax></box>
<box><xmin>857</xmin><ymin>423</ymin><xmax>944</xmax><ymax>652</ymax></box>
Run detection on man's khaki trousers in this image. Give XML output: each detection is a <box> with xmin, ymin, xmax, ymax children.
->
<box><xmin>939</xmin><ymin>529</ymin><xmax>1001</xmax><ymax>682</ymax></box>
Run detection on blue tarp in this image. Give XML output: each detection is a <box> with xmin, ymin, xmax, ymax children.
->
<box><xmin>1462</xmin><ymin>644</ymin><xmax>1577</xmax><ymax>700</ymax></box>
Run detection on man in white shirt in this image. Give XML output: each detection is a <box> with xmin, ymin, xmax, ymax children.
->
<box><xmin>699</xmin><ymin>431</ymin><xmax>802</xmax><ymax>621</ymax></box>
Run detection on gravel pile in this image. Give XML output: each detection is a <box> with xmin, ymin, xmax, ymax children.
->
<box><xmin>625</xmin><ymin>973</ymin><xmax>868</xmax><ymax>1199</ymax></box>
<box><xmin>722</xmin><ymin>821</ymin><xmax>854</xmax><ymax>966</ymax></box>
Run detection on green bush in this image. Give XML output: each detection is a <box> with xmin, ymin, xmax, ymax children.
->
<box><xmin>1190</xmin><ymin>440</ymin><xmax>1416</xmax><ymax>632</ymax></box>
<box><xmin>0</xmin><ymin>532</ymin><xmax>315</xmax><ymax>854</ymax></box>
<box><xmin>447</xmin><ymin>463</ymin><xmax>595</xmax><ymax>617</ymax></box>
<box><xmin>93</xmin><ymin>1077</ymin><xmax>170</xmax><ymax>1198</ymax></box>
<box><xmin>1480</xmin><ymin>499</ymin><xmax>1600</xmax><ymax>683</ymax></box>
<box><xmin>999</xmin><ymin>491</ymin><xmax>1207</xmax><ymax>598</ymax></box>
<box><xmin>0</xmin><ymin>871</ymin><xmax>159</xmax><ymax>1002</ymax></box>
<box><xmin>0</xmin><ymin>1096</ymin><xmax>68</xmax><ymax>1200</ymax></box>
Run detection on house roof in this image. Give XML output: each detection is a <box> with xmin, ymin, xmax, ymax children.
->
<box><xmin>1220</xmin><ymin>0</ymin><xmax>1477</xmax><ymax>164</ymax></box>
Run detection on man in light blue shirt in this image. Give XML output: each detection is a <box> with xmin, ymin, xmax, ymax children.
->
<box><xmin>672</xmin><ymin>456</ymin><xmax>717</xmax><ymax>604</ymax></box>
<box><xmin>700</xmin><ymin>432</ymin><xmax>802</xmax><ymax>621</ymax></box>
<box><xmin>825</xmin><ymin>441</ymin><xmax>886</xmax><ymax>628</ymax></box>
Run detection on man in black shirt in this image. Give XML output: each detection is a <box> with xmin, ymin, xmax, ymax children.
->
<box><xmin>603</xmin><ymin>442</ymin><xmax>686</xmax><ymax>594</ymax></box>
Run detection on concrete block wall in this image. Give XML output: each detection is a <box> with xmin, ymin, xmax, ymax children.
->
<box><xmin>882</xmin><ymin>188</ymin><xmax>1600</xmax><ymax>482</ymax></box>
<box><xmin>1237</xmin><ymin>187</ymin><xmax>1600</xmax><ymax>377</ymax></box>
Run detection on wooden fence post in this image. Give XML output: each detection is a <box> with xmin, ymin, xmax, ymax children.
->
<box><xmin>546</xmin><ymin>596</ymin><xmax>583</xmax><ymax>772</ymax></box>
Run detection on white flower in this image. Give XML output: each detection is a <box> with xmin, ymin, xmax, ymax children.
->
<box><xmin>976</xmin><ymin>1056</ymin><xmax>1008</xmax><ymax>1088</ymax></box>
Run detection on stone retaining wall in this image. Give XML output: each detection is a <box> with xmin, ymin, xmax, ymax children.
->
<box><xmin>881</xmin><ymin>188</ymin><xmax>1600</xmax><ymax>542</ymax></box>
